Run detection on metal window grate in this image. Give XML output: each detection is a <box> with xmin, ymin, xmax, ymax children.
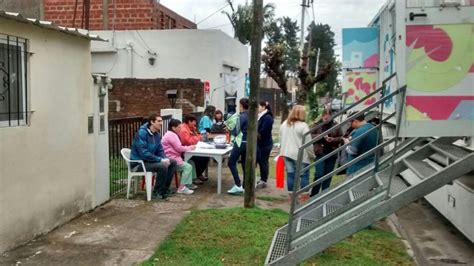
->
<box><xmin>0</xmin><ymin>33</ymin><xmax>30</xmax><ymax>127</ymax></box>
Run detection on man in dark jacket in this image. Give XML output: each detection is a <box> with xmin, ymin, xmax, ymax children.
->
<box><xmin>131</xmin><ymin>113</ymin><xmax>177</xmax><ymax>200</ymax></box>
<box><xmin>311</xmin><ymin>110</ymin><xmax>342</xmax><ymax>196</ymax></box>
<box><xmin>256</xmin><ymin>101</ymin><xmax>274</xmax><ymax>189</ymax></box>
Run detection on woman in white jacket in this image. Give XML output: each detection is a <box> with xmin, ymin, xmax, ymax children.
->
<box><xmin>279</xmin><ymin>105</ymin><xmax>314</xmax><ymax>194</ymax></box>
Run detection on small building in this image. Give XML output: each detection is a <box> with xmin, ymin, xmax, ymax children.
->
<box><xmin>0</xmin><ymin>11</ymin><xmax>109</xmax><ymax>253</ymax></box>
<box><xmin>90</xmin><ymin>29</ymin><xmax>249</xmax><ymax>113</ymax></box>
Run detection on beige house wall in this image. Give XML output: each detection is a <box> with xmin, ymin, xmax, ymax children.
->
<box><xmin>0</xmin><ymin>18</ymin><xmax>96</xmax><ymax>253</ymax></box>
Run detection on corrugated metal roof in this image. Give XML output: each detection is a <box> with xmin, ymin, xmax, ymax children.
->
<box><xmin>0</xmin><ymin>11</ymin><xmax>107</xmax><ymax>42</ymax></box>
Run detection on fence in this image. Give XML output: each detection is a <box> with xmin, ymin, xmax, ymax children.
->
<box><xmin>108</xmin><ymin>115</ymin><xmax>172</xmax><ymax>197</ymax></box>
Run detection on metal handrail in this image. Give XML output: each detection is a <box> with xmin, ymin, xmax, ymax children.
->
<box><xmin>284</xmin><ymin>81</ymin><xmax>405</xmax><ymax>254</ymax></box>
<box><xmin>306</xmin><ymin>72</ymin><xmax>397</xmax><ymax>137</ymax></box>
<box><xmin>296</xmin><ymin>113</ymin><xmax>396</xmax><ymax>195</ymax></box>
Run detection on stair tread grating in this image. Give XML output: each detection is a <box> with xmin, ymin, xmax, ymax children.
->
<box><xmin>268</xmin><ymin>231</ymin><xmax>288</xmax><ymax>263</ymax></box>
<box><xmin>351</xmin><ymin>189</ymin><xmax>368</xmax><ymax>200</ymax></box>
<box><xmin>404</xmin><ymin>158</ymin><xmax>437</xmax><ymax>179</ymax></box>
<box><xmin>326</xmin><ymin>203</ymin><xmax>343</xmax><ymax>215</ymax></box>
<box><xmin>300</xmin><ymin>218</ymin><xmax>315</xmax><ymax>231</ymax></box>
<box><xmin>431</xmin><ymin>142</ymin><xmax>470</xmax><ymax>160</ymax></box>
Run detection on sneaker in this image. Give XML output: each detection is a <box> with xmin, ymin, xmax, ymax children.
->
<box><xmin>193</xmin><ymin>179</ymin><xmax>204</xmax><ymax>185</ymax></box>
<box><xmin>227</xmin><ymin>185</ymin><xmax>244</xmax><ymax>194</ymax></box>
<box><xmin>151</xmin><ymin>193</ymin><xmax>169</xmax><ymax>201</ymax></box>
<box><xmin>198</xmin><ymin>175</ymin><xmax>209</xmax><ymax>182</ymax></box>
<box><xmin>256</xmin><ymin>180</ymin><xmax>267</xmax><ymax>189</ymax></box>
<box><xmin>187</xmin><ymin>184</ymin><xmax>198</xmax><ymax>190</ymax></box>
<box><xmin>165</xmin><ymin>189</ymin><xmax>177</xmax><ymax>197</ymax></box>
<box><xmin>177</xmin><ymin>186</ymin><xmax>194</xmax><ymax>195</ymax></box>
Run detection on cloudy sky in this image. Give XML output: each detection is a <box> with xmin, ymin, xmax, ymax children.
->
<box><xmin>159</xmin><ymin>0</ymin><xmax>386</xmax><ymax>56</ymax></box>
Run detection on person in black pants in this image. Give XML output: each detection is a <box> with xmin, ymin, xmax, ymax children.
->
<box><xmin>130</xmin><ymin>113</ymin><xmax>177</xmax><ymax>200</ymax></box>
<box><xmin>226</xmin><ymin>98</ymin><xmax>249</xmax><ymax>194</ymax></box>
<box><xmin>256</xmin><ymin>101</ymin><xmax>274</xmax><ymax>189</ymax></box>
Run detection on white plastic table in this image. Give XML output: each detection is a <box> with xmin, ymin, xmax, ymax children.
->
<box><xmin>184</xmin><ymin>145</ymin><xmax>233</xmax><ymax>194</ymax></box>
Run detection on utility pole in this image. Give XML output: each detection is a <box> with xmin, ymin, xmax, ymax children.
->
<box><xmin>299</xmin><ymin>0</ymin><xmax>307</xmax><ymax>53</ymax></box>
<box><xmin>243</xmin><ymin>0</ymin><xmax>263</xmax><ymax>208</ymax></box>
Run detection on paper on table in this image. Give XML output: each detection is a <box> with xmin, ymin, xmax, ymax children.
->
<box><xmin>196</xmin><ymin>141</ymin><xmax>215</xmax><ymax>149</ymax></box>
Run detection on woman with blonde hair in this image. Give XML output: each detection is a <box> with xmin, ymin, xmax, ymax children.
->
<box><xmin>279</xmin><ymin>105</ymin><xmax>314</xmax><ymax>196</ymax></box>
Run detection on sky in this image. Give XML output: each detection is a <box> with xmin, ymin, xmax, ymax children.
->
<box><xmin>159</xmin><ymin>0</ymin><xmax>386</xmax><ymax>57</ymax></box>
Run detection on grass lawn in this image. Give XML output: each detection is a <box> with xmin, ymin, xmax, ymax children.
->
<box><xmin>141</xmin><ymin>208</ymin><xmax>413</xmax><ymax>266</ymax></box>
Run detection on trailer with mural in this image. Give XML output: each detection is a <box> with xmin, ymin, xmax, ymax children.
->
<box><xmin>342</xmin><ymin>0</ymin><xmax>473</xmax><ymax>242</ymax></box>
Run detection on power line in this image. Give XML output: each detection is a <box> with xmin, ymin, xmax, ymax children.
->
<box><xmin>196</xmin><ymin>2</ymin><xmax>230</xmax><ymax>25</ymax></box>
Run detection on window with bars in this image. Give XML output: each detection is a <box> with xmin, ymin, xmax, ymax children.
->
<box><xmin>0</xmin><ymin>34</ymin><xmax>29</xmax><ymax>127</ymax></box>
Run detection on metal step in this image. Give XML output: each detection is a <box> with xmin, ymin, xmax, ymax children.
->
<box><xmin>297</xmin><ymin>218</ymin><xmax>316</xmax><ymax>232</ymax></box>
<box><xmin>351</xmin><ymin>189</ymin><xmax>368</xmax><ymax>200</ymax></box>
<box><xmin>403</xmin><ymin>157</ymin><xmax>437</xmax><ymax>179</ymax></box>
<box><xmin>266</xmin><ymin>229</ymin><xmax>288</xmax><ymax>265</ymax></box>
<box><xmin>324</xmin><ymin>203</ymin><xmax>343</xmax><ymax>216</ymax></box>
<box><xmin>430</xmin><ymin>140</ymin><xmax>470</xmax><ymax>161</ymax></box>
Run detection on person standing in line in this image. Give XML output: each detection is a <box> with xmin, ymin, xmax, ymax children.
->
<box><xmin>198</xmin><ymin>105</ymin><xmax>216</xmax><ymax>134</ymax></box>
<box><xmin>344</xmin><ymin>113</ymin><xmax>379</xmax><ymax>177</ymax></box>
<box><xmin>226</xmin><ymin>98</ymin><xmax>249</xmax><ymax>194</ymax></box>
<box><xmin>279</xmin><ymin>105</ymin><xmax>315</xmax><ymax>198</ymax></box>
<box><xmin>161</xmin><ymin>119</ymin><xmax>197</xmax><ymax>195</ymax></box>
<box><xmin>310</xmin><ymin>110</ymin><xmax>342</xmax><ymax>197</ymax></box>
<box><xmin>180</xmin><ymin>114</ymin><xmax>209</xmax><ymax>184</ymax></box>
<box><xmin>130</xmin><ymin>113</ymin><xmax>177</xmax><ymax>200</ymax></box>
<box><xmin>256</xmin><ymin>101</ymin><xmax>274</xmax><ymax>189</ymax></box>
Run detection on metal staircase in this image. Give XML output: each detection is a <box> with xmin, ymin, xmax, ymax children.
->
<box><xmin>265</xmin><ymin>76</ymin><xmax>474</xmax><ymax>265</ymax></box>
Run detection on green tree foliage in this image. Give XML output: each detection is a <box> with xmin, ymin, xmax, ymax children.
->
<box><xmin>262</xmin><ymin>17</ymin><xmax>300</xmax><ymax>120</ymax></box>
<box><xmin>304</xmin><ymin>22</ymin><xmax>339</xmax><ymax>120</ymax></box>
<box><xmin>223</xmin><ymin>1</ymin><xmax>276</xmax><ymax>45</ymax></box>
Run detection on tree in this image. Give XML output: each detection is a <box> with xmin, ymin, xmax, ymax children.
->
<box><xmin>262</xmin><ymin>16</ymin><xmax>300</xmax><ymax>120</ymax></box>
<box><xmin>302</xmin><ymin>22</ymin><xmax>339</xmax><ymax>119</ymax></box>
<box><xmin>223</xmin><ymin>1</ymin><xmax>275</xmax><ymax>45</ymax></box>
<box><xmin>243</xmin><ymin>0</ymin><xmax>264</xmax><ymax>208</ymax></box>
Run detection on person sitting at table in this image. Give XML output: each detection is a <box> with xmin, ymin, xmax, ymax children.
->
<box><xmin>180</xmin><ymin>114</ymin><xmax>209</xmax><ymax>184</ymax></box>
<box><xmin>211</xmin><ymin>109</ymin><xmax>226</xmax><ymax>134</ymax></box>
<box><xmin>162</xmin><ymin>119</ymin><xmax>197</xmax><ymax>195</ymax></box>
<box><xmin>130</xmin><ymin>113</ymin><xmax>177</xmax><ymax>200</ymax></box>
<box><xmin>199</xmin><ymin>105</ymin><xmax>216</xmax><ymax>134</ymax></box>
<box><xmin>226</xmin><ymin>98</ymin><xmax>249</xmax><ymax>194</ymax></box>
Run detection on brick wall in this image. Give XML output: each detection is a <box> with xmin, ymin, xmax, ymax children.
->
<box><xmin>43</xmin><ymin>0</ymin><xmax>195</xmax><ymax>30</ymax></box>
<box><xmin>109</xmin><ymin>78</ymin><xmax>204</xmax><ymax>119</ymax></box>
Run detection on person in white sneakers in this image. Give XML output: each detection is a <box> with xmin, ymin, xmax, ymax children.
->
<box><xmin>162</xmin><ymin>119</ymin><xmax>197</xmax><ymax>195</ymax></box>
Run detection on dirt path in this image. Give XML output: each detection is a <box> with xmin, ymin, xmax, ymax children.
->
<box><xmin>0</xmin><ymin>162</ymin><xmax>292</xmax><ymax>266</ymax></box>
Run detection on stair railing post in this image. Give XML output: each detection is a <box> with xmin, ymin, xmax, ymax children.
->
<box><xmin>385</xmin><ymin>85</ymin><xmax>406</xmax><ymax>199</ymax></box>
<box><xmin>286</xmin><ymin>147</ymin><xmax>304</xmax><ymax>254</ymax></box>
<box><xmin>374</xmin><ymin>86</ymin><xmax>385</xmax><ymax>174</ymax></box>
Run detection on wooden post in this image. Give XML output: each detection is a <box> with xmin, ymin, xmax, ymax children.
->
<box><xmin>244</xmin><ymin>0</ymin><xmax>264</xmax><ymax>208</ymax></box>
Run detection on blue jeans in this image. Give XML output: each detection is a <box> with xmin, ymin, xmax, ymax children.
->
<box><xmin>257</xmin><ymin>144</ymin><xmax>273</xmax><ymax>182</ymax></box>
<box><xmin>228</xmin><ymin>142</ymin><xmax>246</xmax><ymax>187</ymax></box>
<box><xmin>283</xmin><ymin>157</ymin><xmax>309</xmax><ymax>192</ymax></box>
<box><xmin>311</xmin><ymin>154</ymin><xmax>337</xmax><ymax>196</ymax></box>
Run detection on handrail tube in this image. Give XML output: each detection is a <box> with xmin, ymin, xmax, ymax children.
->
<box><xmin>300</xmin><ymin>86</ymin><xmax>405</xmax><ymax>150</ymax></box>
<box><xmin>293</xmin><ymin>137</ymin><xmax>425</xmax><ymax>221</ymax></box>
<box><xmin>306</xmin><ymin>72</ymin><xmax>397</xmax><ymax>136</ymax></box>
<box><xmin>300</xmin><ymin>112</ymin><xmax>396</xmax><ymax>174</ymax></box>
<box><xmin>296</xmin><ymin>137</ymin><xmax>397</xmax><ymax>196</ymax></box>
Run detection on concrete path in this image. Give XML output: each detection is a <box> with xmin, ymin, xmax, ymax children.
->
<box><xmin>391</xmin><ymin>199</ymin><xmax>474</xmax><ymax>265</ymax></box>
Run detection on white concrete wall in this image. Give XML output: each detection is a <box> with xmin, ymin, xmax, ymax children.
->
<box><xmin>90</xmin><ymin>30</ymin><xmax>249</xmax><ymax>112</ymax></box>
<box><xmin>0</xmin><ymin>18</ymin><xmax>96</xmax><ymax>252</ymax></box>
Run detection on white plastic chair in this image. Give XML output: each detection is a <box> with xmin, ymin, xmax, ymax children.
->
<box><xmin>120</xmin><ymin>148</ymin><xmax>153</xmax><ymax>201</ymax></box>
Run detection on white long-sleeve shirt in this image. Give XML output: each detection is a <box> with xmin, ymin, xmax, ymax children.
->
<box><xmin>279</xmin><ymin>121</ymin><xmax>315</xmax><ymax>164</ymax></box>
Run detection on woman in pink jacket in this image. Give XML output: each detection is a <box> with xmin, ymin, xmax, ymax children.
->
<box><xmin>161</xmin><ymin>119</ymin><xmax>197</xmax><ymax>195</ymax></box>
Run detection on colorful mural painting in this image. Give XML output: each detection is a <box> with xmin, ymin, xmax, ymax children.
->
<box><xmin>406</xmin><ymin>24</ymin><xmax>474</xmax><ymax>121</ymax></box>
<box><xmin>342</xmin><ymin>27</ymin><xmax>379</xmax><ymax>68</ymax></box>
<box><xmin>344</xmin><ymin>72</ymin><xmax>378</xmax><ymax>106</ymax></box>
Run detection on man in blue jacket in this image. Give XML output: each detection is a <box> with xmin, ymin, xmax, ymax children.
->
<box><xmin>131</xmin><ymin>113</ymin><xmax>177</xmax><ymax>200</ymax></box>
<box><xmin>343</xmin><ymin>114</ymin><xmax>378</xmax><ymax>177</ymax></box>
